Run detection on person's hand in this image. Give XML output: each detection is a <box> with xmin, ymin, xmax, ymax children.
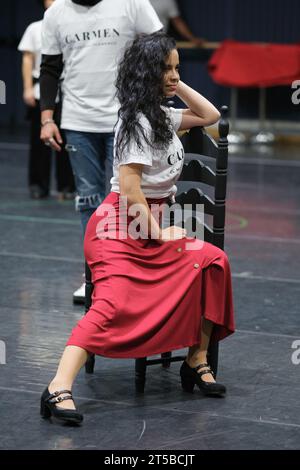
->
<box><xmin>23</xmin><ymin>88</ymin><xmax>36</xmax><ymax>107</ymax></box>
<box><xmin>40</xmin><ymin>122</ymin><xmax>63</xmax><ymax>152</ymax></box>
<box><xmin>158</xmin><ymin>226</ymin><xmax>187</xmax><ymax>244</ymax></box>
<box><xmin>191</xmin><ymin>37</ymin><xmax>205</xmax><ymax>48</ymax></box>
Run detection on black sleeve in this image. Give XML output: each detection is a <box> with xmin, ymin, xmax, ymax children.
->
<box><xmin>40</xmin><ymin>54</ymin><xmax>64</xmax><ymax>111</ymax></box>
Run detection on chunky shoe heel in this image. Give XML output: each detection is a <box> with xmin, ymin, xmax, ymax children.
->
<box><xmin>181</xmin><ymin>376</ymin><xmax>195</xmax><ymax>393</ymax></box>
<box><xmin>180</xmin><ymin>360</ymin><xmax>226</xmax><ymax>398</ymax></box>
<box><xmin>40</xmin><ymin>387</ymin><xmax>83</xmax><ymax>424</ymax></box>
<box><xmin>40</xmin><ymin>398</ymin><xmax>51</xmax><ymax>418</ymax></box>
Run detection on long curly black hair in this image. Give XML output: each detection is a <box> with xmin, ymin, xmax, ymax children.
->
<box><xmin>115</xmin><ymin>32</ymin><xmax>177</xmax><ymax>162</ymax></box>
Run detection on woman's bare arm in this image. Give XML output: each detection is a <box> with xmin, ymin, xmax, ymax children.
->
<box><xmin>176</xmin><ymin>80</ymin><xmax>220</xmax><ymax>130</ymax></box>
<box><xmin>170</xmin><ymin>17</ymin><xmax>204</xmax><ymax>47</ymax></box>
<box><xmin>22</xmin><ymin>51</ymin><xmax>36</xmax><ymax>107</ymax></box>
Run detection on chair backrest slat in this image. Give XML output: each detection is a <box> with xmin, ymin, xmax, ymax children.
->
<box><xmin>181</xmin><ymin>158</ymin><xmax>216</xmax><ymax>187</ymax></box>
<box><xmin>181</xmin><ymin>128</ymin><xmax>219</xmax><ymax>159</ymax></box>
<box><xmin>176</xmin><ymin>188</ymin><xmax>215</xmax><ymax>215</ymax></box>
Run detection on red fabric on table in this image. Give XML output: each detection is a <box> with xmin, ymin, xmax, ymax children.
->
<box><xmin>208</xmin><ymin>39</ymin><xmax>300</xmax><ymax>87</ymax></box>
<box><xmin>66</xmin><ymin>191</ymin><xmax>235</xmax><ymax>358</ymax></box>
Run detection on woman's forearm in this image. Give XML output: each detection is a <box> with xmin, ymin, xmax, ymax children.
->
<box><xmin>176</xmin><ymin>80</ymin><xmax>220</xmax><ymax>121</ymax></box>
<box><xmin>122</xmin><ymin>189</ymin><xmax>162</xmax><ymax>240</ymax></box>
<box><xmin>171</xmin><ymin>17</ymin><xmax>195</xmax><ymax>42</ymax></box>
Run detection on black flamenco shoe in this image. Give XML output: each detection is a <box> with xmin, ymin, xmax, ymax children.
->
<box><xmin>40</xmin><ymin>387</ymin><xmax>83</xmax><ymax>424</ymax></box>
<box><xmin>180</xmin><ymin>361</ymin><xmax>226</xmax><ymax>397</ymax></box>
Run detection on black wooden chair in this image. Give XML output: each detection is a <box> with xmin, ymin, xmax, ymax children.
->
<box><xmin>85</xmin><ymin>105</ymin><xmax>230</xmax><ymax>394</ymax></box>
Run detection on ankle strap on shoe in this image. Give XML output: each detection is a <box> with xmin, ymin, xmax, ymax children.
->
<box><xmin>46</xmin><ymin>389</ymin><xmax>73</xmax><ymax>404</ymax></box>
<box><xmin>197</xmin><ymin>368</ymin><xmax>215</xmax><ymax>378</ymax></box>
<box><xmin>194</xmin><ymin>363</ymin><xmax>209</xmax><ymax>371</ymax></box>
<box><xmin>194</xmin><ymin>363</ymin><xmax>215</xmax><ymax>377</ymax></box>
<box><xmin>49</xmin><ymin>394</ymin><xmax>73</xmax><ymax>404</ymax></box>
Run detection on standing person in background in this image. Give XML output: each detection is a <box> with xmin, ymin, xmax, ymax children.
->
<box><xmin>39</xmin><ymin>0</ymin><xmax>162</xmax><ymax>303</ymax></box>
<box><xmin>150</xmin><ymin>0</ymin><xmax>204</xmax><ymax>47</ymax></box>
<box><xmin>18</xmin><ymin>0</ymin><xmax>75</xmax><ymax>200</ymax></box>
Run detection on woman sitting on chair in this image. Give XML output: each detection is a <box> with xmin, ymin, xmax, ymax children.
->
<box><xmin>40</xmin><ymin>32</ymin><xmax>235</xmax><ymax>425</ymax></box>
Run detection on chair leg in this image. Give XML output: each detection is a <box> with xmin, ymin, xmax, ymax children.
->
<box><xmin>135</xmin><ymin>358</ymin><xmax>147</xmax><ymax>393</ymax></box>
<box><xmin>85</xmin><ymin>262</ymin><xmax>95</xmax><ymax>374</ymax></box>
<box><xmin>207</xmin><ymin>342</ymin><xmax>219</xmax><ymax>377</ymax></box>
<box><xmin>161</xmin><ymin>351</ymin><xmax>172</xmax><ymax>368</ymax></box>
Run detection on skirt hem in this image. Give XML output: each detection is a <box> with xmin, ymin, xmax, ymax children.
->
<box><xmin>66</xmin><ymin>328</ymin><xmax>234</xmax><ymax>359</ymax></box>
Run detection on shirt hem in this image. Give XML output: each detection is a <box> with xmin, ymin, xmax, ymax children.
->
<box><xmin>61</xmin><ymin>123</ymin><xmax>115</xmax><ymax>133</ymax></box>
<box><xmin>110</xmin><ymin>189</ymin><xmax>174</xmax><ymax>200</ymax></box>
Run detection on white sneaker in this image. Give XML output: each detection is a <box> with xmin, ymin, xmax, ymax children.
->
<box><xmin>73</xmin><ymin>282</ymin><xmax>85</xmax><ymax>305</ymax></box>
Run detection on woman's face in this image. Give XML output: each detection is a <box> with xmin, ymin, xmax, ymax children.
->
<box><xmin>163</xmin><ymin>48</ymin><xmax>180</xmax><ymax>97</ymax></box>
<box><xmin>44</xmin><ymin>0</ymin><xmax>55</xmax><ymax>9</ymax></box>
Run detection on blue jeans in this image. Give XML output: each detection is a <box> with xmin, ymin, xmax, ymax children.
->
<box><xmin>65</xmin><ymin>130</ymin><xmax>114</xmax><ymax>234</ymax></box>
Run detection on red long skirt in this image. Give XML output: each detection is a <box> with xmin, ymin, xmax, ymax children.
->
<box><xmin>66</xmin><ymin>192</ymin><xmax>235</xmax><ymax>358</ymax></box>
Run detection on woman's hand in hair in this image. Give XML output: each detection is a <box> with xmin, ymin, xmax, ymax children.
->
<box><xmin>176</xmin><ymin>81</ymin><xmax>220</xmax><ymax>130</ymax></box>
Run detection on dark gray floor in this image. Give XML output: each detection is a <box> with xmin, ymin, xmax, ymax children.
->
<box><xmin>0</xmin><ymin>137</ymin><xmax>300</xmax><ymax>450</ymax></box>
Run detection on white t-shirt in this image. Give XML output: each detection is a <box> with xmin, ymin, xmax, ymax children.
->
<box><xmin>18</xmin><ymin>20</ymin><xmax>43</xmax><ymax>100</ymax></box>
<box><xmin>150</xmin><ymin>0</ymin><xmax>179</xmax><ymax>32</ymax></box>
<box><xmin>41</xmin><ymin>0</ymin><xmax>162</xmax><ymax>132</ymax></box>
<box><xmin>110</xmin><ymin>107</ymin><xmax>184</xmax><ymax>200</ymax></box>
